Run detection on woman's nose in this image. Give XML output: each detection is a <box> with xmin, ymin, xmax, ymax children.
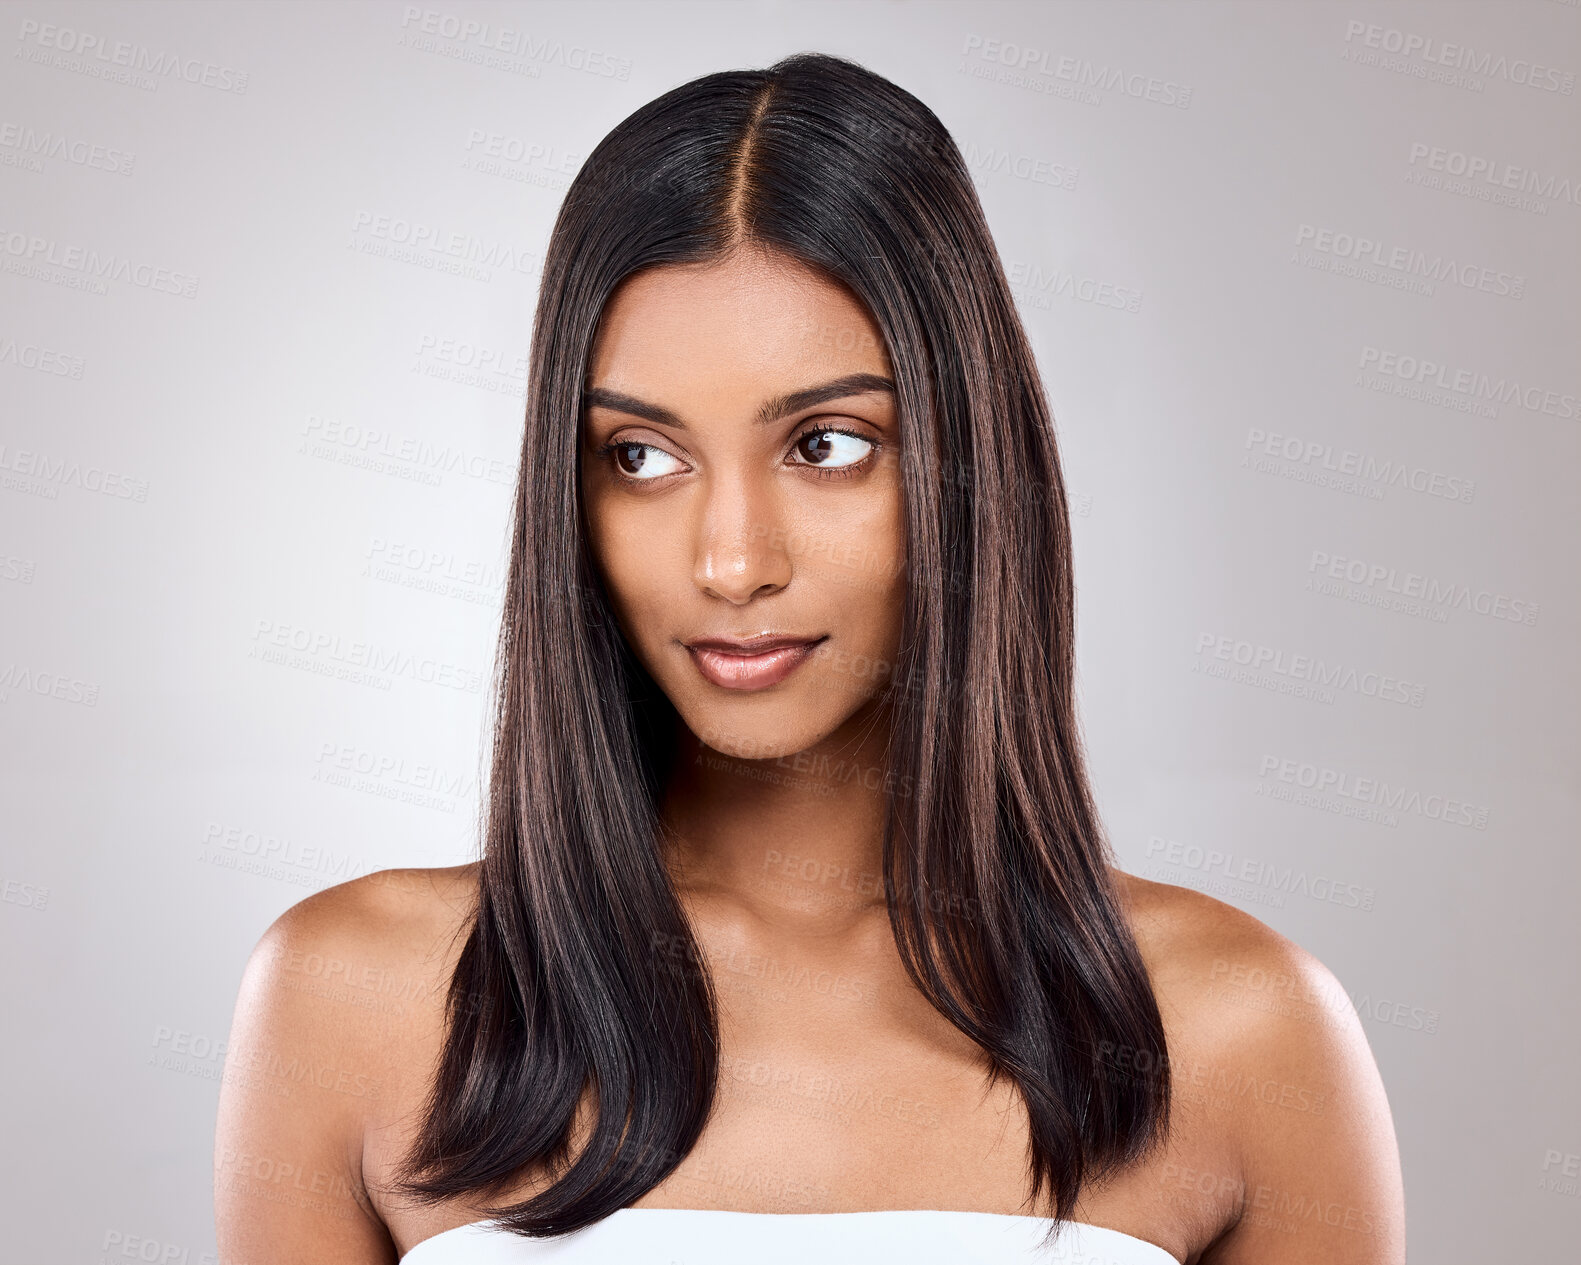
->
<box><xmin>691</xmin><ymin>471</ymin><xmax>793</xmax><ymax>604</ymax></box>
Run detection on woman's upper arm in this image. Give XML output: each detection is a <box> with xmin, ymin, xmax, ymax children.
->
<box><xmin>214</xmin><ymin>887</ymin><xmax>399</xmax><ymax>1264</ymax></box>
<box><xmin>1199</xmin><ymin>939</ymin><xmax>1407</xmax><ymax>1264</ymax></box>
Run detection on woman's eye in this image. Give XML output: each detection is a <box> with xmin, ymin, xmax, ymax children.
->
<box><xmin>605</xmin><ymin>441</ymin><xmax>685</xmax><ymax>480</ymax></box>
<box><xmin>790</xmin><ymin>428</ymin><xmax>874</xmax><ymax>471</ymax></box>
<box><xmin>598</xmin><ymin>428</ymin><xmax>876</xmax><ymax>484</ymax></box>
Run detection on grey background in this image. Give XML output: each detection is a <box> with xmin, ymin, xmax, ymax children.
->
<box><xmin>1</xmin><ymin>1</ymin><xmax>1577</xmax><ymax>1261</ymax></box>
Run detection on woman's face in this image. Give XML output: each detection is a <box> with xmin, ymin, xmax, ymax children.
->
<box><xmin>580</xmin><ymin>244</ymin><xmax>906</xmax><ymax>762</ymax></box>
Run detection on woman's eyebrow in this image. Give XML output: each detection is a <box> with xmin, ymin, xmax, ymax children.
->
<box><xmin>582</xmin><ymin>372</ymin><xmax>895</xmax><ymax>432</ymax></box>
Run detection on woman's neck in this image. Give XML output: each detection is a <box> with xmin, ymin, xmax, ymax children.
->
<box><xmin>658</xmin><ymin>708</ymin><xmax>894</xmax><ymax>923</ymax></box>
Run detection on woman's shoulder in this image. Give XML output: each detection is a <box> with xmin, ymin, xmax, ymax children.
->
<box><xmin>247</xmin><ymin>862</ymin><xmax>483</xmax><ymax>1020</ymax></box>
<box><xmin>1113</xmin><ymin>868</ymin><xmax>1334</xmax><ymax>1002</ymax></box>
<box><xmin>222</xmin><ymin>862</ymin><xmax>486</xmax><ymax>1124</ymax></box>
<box><xmin>276</xmin><ymin>861</ymin><xmax>482</xmax><ymax>941</ymax></box>
<box><xmin>1111</xmin><ymin>867</ymin><xmax>1370</xmax><ymax>1088</ymax></box>
<box><xmin>225</xmin><ymin>862</ymin><xmax>483</xmax><ymax>1069</ymax></box>
<box><xmin>215</xmin><ymin>864</ymin><xmax>486</xmax><ymax>1251</ymax></box>
<box><xmin>1108</xmin><ymin>870</ymin><xmax>1406</xmax><ymax>1257</ymax></box>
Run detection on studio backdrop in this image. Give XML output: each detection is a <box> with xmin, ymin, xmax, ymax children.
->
<box><xmin>1</xmin><ymin>1</ymin><xmax>1577</xmax><ymax>1262</ymax></box>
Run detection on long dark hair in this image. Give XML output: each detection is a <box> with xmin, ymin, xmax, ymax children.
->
<box><xmin>391</xmin><ymin>50</ymin><xmax>1169</xmax><ymax>1248</ymax></box>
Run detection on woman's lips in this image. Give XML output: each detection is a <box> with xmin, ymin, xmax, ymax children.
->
<box><xmin>685</xmin><ymin>637</ymin><xmax>827</xmax><ymax>691</ymax></box>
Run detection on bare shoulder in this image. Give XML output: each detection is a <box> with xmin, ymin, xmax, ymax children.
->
<box><xmin>260</xmin><ymin>862</ymin><xmax>480</xmax><ymax>977</ymax></box>
<box><xmin>1111</xmin><ymin>871</ymin><xmax>1406</xmax><ymax>1263</ymax></box>
<box><xmin>214</xmin><ymin>864</ymin><xmax>481</xmax><ymax>1264</ymax></box>
<box><xmin>1115</xmin><ymin>869</ymin><xmax>1323</xmax><ymax>1000</ymax></box>
<box><xmin>230</xmin><ymin>861</ymin><xmax>482</xmax><ymax>1087</ymax></box>
<box><xmin>238</xmin><ymin>863</ymin><xmax>480</xmax><ymax>1041</ymax></box>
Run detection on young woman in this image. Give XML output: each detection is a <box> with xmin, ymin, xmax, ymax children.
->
<box><xmin>215</xmin><ymin>52</ymin><xmax>1405</xmax><ymax>1265</ymax></box>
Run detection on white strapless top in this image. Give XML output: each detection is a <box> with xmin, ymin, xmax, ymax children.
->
<box><xmin>399</xmin><ymin>1208</ymin><xmax>1181</xmax><ymax>1264</ymax></box>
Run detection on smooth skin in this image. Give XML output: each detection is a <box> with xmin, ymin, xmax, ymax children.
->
<box><xmin>215</xmin><ymin>244</ymin><xmax>1406</xmax><ymax>1264</ymax></box>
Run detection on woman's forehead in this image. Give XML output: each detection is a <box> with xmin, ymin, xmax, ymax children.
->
<box><xmin>588</xmin><ymin>259</ymin><xmax>892</xmax><ymax>404</ymax></box>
